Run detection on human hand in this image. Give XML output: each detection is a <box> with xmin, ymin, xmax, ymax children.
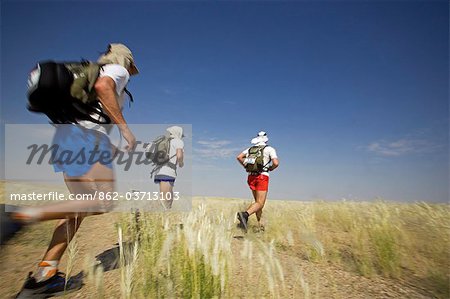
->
<box><xmin>121</xmin><ymin>128</ymin><xmax>136</xmax><ymax>152</ymax></box>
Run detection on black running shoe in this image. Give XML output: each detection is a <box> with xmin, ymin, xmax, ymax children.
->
<box><xmin>0</xmin><ymin>204</ymin><xmax>24</xmax><ymax>245</ymax></box>
<box><xmin>237</xmin><ymin>211</ymin><xmax>249</xmax><ymax>232</ymax></box>
<box><xmin>15</xmin><ymin>271</ymin><xmax>83</xmax><ymax>298</ymax></box>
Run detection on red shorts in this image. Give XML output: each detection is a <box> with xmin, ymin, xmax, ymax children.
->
<box><xmin>247</xmin><ymin>174</ymin><xmax>269</xmax><ymax>191</ymax></box>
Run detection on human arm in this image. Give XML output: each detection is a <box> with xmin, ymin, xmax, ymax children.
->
<box><xmin>268</xmin><ymin>158</ymin><xmax>279</xmax><ymax>172</ymax></box>
<box><xmin>176</xmin><ymin>148</ymin><xmax>184</xmax><ymax>168</ymax></box>
<box><xmin>94</xmin><ymin>76</ymin><xmax>136</xmax><ymax>151</ymax></box>
<box><xmin>236</xmin><ymin>152</ymin><xmax>246</xmax><ymax>168</ymax></box>
<box><xmin>267</xmin><ymin>147</ymin><xmax>279</xmax><ymax>172</ymax></box>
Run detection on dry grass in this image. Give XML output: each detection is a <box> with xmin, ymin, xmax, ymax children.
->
<box><xmin>111</xmin><ymin>198</ymin><xmax>449</xmax><ymax>298</ymax></box>
<box><xmin>1</xmin><ymin>182</ymin><xmax>448</xmax><ymax>298</ymax></box>
<box><xmin>263</xmin><ymin>199</ymin><xmax>450</xmax><ymax>298</ymax></box>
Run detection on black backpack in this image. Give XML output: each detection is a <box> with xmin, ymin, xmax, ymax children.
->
<box><xmin>27</xmin><ymin>60</ymin><xmax>111</xmax><ymax>124</ymax></box>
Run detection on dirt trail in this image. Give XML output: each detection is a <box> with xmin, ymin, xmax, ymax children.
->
<box><xmin>0</xmin><ymin>213</ymin><xmax>437</xmax><ymax>298</ymax></box>
<box><xmin>230</xmin><ymin>228</ymin><xmax>433</xmax><ymax>299</ymax></box>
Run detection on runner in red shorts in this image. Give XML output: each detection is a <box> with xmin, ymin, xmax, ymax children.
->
<box><xmin>236</xmin><ymin>131</ymin><xmax>279</xmax><ymax>232</ymax></box>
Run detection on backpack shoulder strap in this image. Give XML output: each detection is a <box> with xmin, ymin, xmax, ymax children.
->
<box><xmin>258</xmin><ymin>145</ymin><xmax>268</xmax><ymax>155</ymax></box>
<box><xmin>167</xmin><ymin>137</ymin><xmax>177</xmax><ymax>160</ymax></box>
<box><xmin>261</xmin><ymin>145</ymin><xmax>272</xmax><ymax>169</ymax></box>
<box><xmin>65</xmin><ymin>61</ymin><xmax>102</xmax><ymax>104</ymax></box>
<box><xmin>124</xmin><ymin>88</ymin><xmax>134</xmax><ymax>107</ymax></box>
<box><xmin>86</xmin><ymin>63</ymin><xmax>102</xmax><ymax>93</ymax></box>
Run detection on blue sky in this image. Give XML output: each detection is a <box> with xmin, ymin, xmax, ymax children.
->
<box><xmin>1</xmin><ymin>1</ymin><xmax>448</xmax><ymax>202</ymax></box>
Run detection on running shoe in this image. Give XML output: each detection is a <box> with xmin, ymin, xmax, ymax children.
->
<box><xmin>15</xmin><ymin>271</ymin><xmax>83</xmax><ymax>298</ymax></box>
<box><xmin>237</xmin><ymin>211</ymin><xmax>249</xmax><ymax>232</ymax></box>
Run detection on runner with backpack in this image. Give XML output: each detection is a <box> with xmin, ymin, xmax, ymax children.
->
<box><xmin>146</xmin><ymin>126</ymin><xmax>185</xmax><ymax>210</ymax></box>
<box><xmin>0</xmin><ymin>43</ymin><xmax>139</xmax><ymax>298</ymax></box>
<box><xmin>236</xmin><ymin>131</ymin><xmax>279</xmax><ymax>232</ymax></box>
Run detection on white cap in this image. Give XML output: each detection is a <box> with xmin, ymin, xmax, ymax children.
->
<box><xmin>251</xmin><ymin>131</ymin><xmax>268</xmax><ymax>144</ymax></box>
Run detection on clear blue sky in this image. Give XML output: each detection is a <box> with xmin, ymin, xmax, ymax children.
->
<box><xmin>1</xmin><ymin>1</ymin><xmax>448</xmax><ymax>202</ymax></box>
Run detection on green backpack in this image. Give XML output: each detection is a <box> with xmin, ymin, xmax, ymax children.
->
<box><xmin>146</xmin><ymin>135</ymin><xmax>178</xmax><ymax>178</ymax></box>
<box><xmin>146</xmin><ymin>135</ymin><xmax>173</xmax><ymax>165</ymax></box>
<box><xmin>245</xmin><ymin>145</ymin><xmax>269</xmax><ymax>173</ymax></box>
<box><xmin>65</xmin><ymin>62</ymin><xmax>103</xmax><ymax>104</ymax></box>
<box><xmin>66</xmin><ymin>61</ymin><xmax>133</xmax><ymax>105</ymax></box>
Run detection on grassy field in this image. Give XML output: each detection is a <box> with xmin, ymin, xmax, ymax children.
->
<box><xmin>1</xmin><ymin>183</ymin><xmax>449</xmax><ymax>298</ymax></box>
<box><xmin>111</xmin><ymin>197</ymin><xmax>449</xmax><ymax>298</ymax></box>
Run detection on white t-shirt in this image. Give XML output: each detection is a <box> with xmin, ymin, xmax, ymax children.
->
<box><xmin>242</xmin><ymin>143</ymin><xmax>278</xmax><ymax>177</ymax></box>
<box><xmin>155</xmin><ymin>138</ymin><xmax>184</xmax><ymax>178</ymax></box>
<box><xmin>78</xmin><ymin>64</ymin><xmax>130</xmax><ymax>134</ymax></box>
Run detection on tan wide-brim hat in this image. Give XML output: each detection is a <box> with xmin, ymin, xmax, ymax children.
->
<box><xmin>98</xmin><ymin>43</ymin><xmax>139</xmax><ymax>75</ymax></box>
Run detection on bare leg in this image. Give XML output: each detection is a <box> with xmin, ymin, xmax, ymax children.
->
<box><xmin>159</xmin><ymin>181</ymin><xmax>174</xmax><ymax>209</ymax></box>
<box><xmin>41</xmin><ymin>163</ymin><xmax>114</xmax><ymax>261</ymax></box>
<box><xmin>41</xmin><ymin>216</ymin><xmax>84</xmax><ymax>261</ymax></box>
<box><xmin>246</xmin><ymin>190</ymin><xmax>268</xmax><ymax>223</ymax></box>
<box><xmin>255</xmin><ymin>208</ymin><xmax>263</xmax><ymax>223</ymax></box>
<box><xmin>27</xmin><ymin>164</ymin><xmax>115</xmax><ymax>221</ymax></box>
<box><xmin>248</xmin><ymin>190</ymin><xmax>257</xmax><ymax>207</ymax></box>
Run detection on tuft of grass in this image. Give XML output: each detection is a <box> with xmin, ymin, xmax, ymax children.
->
<box><xmin>367</xmin><ymin>203</ymin><xmax>402</xmax><ymax>278</ymax></box>
<box><xmin>83</xmin><ymin>252</ymin><xmax>105</xmax><ymax>299</ymax></box>
<box><xmin>256</xmin><ymin>239</ymin><xmax>285</xmax><ymax>297</ymax></box>
<box><xmin>125</xmin><ymin>204</ymin><xmax>233</xmax><ymax>298</ymax></box>
<box><xmin>118</xmin><ymin>226</ymin><xmax>139</xmax><ymax>299</ymax></box>
<box><xmin>292</xmin><ymin>270</ymin><xmax>310</xmax><ymax>299</ymax></box>
<box><xmin>64</xmin><ymin>217</ymin><xmax>79</xmax><ymax>295</ymax></box>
